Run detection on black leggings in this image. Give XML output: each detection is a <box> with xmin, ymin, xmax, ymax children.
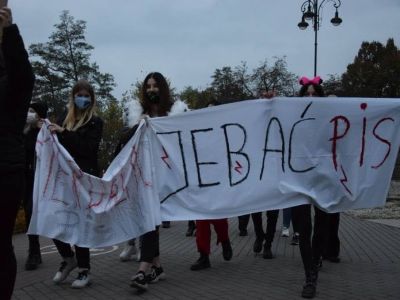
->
<box><xmin>0</xmin><ymin>170</ymin><xmax>24</xmax><ymax>300</ymax></box>
<box><xmin>292</xmin><ymin>204</ymin><xmax>328</xmax><ymax>276</ymax></box>
<box><xmin>53</xmin><ymin>239</ymin><xmax>90</xmax><ymax>269</ymax></box>
<box><xmin>251</xmin><ymin>210</ymin><xmax>279</xmax><ymax>246</ymax></box>
<box><xmin>140</xmin><ymin>226</ymin><xmax>160</xmax><ymax>263</ymax></box>
<box><xmin>23</xmin><ymin>171</ymin><xmax>40</xmax><ymax>251</ymax></box>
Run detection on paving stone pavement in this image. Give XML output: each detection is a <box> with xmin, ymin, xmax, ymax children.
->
<box><xmin>12</xmin><ymin>213</ymin><xmax>400</xmax><ymax>300</ymax></box>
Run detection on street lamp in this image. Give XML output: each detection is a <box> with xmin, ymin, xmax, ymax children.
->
<box><xmin>297</xmin><ymin>0</ymin><xmax>342</xmax><ymax>76</ymax></box>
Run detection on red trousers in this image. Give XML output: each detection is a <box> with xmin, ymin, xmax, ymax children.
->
<box><xmin>195</xmin><ymin>219</ymin><xmax>229</xmax><ymax>255</ymax></box>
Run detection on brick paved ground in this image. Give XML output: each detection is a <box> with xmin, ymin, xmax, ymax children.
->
<box><xmin>12</xmin><ymin>213</ymin><xmax>400</xmax><ymax>299</ymax></box>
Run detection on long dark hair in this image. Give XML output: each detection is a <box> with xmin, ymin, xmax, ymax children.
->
<box><xmin>140</xmin><ymin>72</ymin><xmax>173</xmax><ymax>116</ymax></box>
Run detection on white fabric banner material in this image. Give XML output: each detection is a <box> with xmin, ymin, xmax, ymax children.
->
<box><xmin>29</xmin><ymin>98</ymin><xmax>400</xmax><ymax>247</ymax></box>
<box><xmin>29</xmin><ymin>122</ymin><xmax>161</xmax><ymax>247</ymax></box>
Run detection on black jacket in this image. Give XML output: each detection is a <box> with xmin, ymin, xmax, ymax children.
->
<box><xmin>0</xmin><ymin>25</ymin><xmax>35</xmax><ymax>173</ymax></box>
<box><xmin>113</xmin><ymin>124</ymin><xmax>138</xmax><ymax>158</ymax></box>
<box><xmin>24</xmin><ymin>127</ymin><xmax>40</xmax><ymax>176</ymax></box>
<box><xmin>57</xmin><ymin>116</ymin><xmax>103</xmax><ymax>177</ymax></box>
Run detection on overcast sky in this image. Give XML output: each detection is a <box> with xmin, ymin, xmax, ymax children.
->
<box><xmin>9</xmin><ymin>0</ymin><xmax>400</xmax><ymax>98</ymax></box>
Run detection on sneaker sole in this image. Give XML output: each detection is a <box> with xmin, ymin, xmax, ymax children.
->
<box><xmin>120</xmin><ymin>255</ymin><xmax>136</xmax><ymax>262</ymax></box>
<box><xmin>130</xmin><ymin>281</ymin><xmax>148</xmax><ymax>290</ymax></box>
<box><xmin>71</xmin><ymin>281</ymin><xmax>91</xmax><ymax>289</ymax></box>
<box><xmin>53</xmin><ymin>265</ymin><xmax>78</xmax><ymax>284</ymax></box>
<box><xmin>149</xmin><ymin>273</ymin><xmax>166</xmax><ymax>283</ymax></box>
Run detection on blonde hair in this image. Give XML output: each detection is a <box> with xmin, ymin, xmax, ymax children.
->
<box><xmin>63</xmin><ymin>80</ymin><xmax>97</xmax><ymax>131</ymax></box>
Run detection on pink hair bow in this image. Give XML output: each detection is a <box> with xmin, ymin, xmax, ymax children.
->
<box><xmin>299</xmin><ymin>76</ymin><xmax>322</xmax><ymax>86</ymax></box>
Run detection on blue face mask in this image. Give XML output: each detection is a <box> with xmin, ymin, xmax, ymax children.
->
<box><xmin>74</xmin><ymin>96</ymin><xmax>91</xmax><ymax>109</ymax></box>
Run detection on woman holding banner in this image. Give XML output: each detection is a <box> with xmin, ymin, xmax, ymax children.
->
<box><xmin>47</xmin><ymin>79</ymin><xmax>103</xmax><ymax>289</ymax></box>
<box><xmin>291</xmin><ymin>76</ymin><xmax>340</xmax><ymax>299</ymax></box>
<box><xmin>127</xmin><ymin>72</ymin><xmax>189</xmax><ymax>291</ymax></box>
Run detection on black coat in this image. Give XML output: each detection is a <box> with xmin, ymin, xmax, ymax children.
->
<box><xmin>0</xmin><ymin>25</ymin><xmax>35</xmax><ymax>173</ymax></box>
<box><xmin>113</xmin><ymin>124</ymin><xmax>138</xmax><ymax>158</ymax></box>
<box><xmin>23</xmin><ymin>127</ymin><xmax>40</xmax><ymax>188</ymax></box>
<box><xmin>57</xmin><ymin>116</ymin><xmax>103</xmax><ymax>177</ymax></box>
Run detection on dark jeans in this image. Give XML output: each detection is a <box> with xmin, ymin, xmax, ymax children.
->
<box><xmin>188</xmin><ymin>220</ymin><xmax>196</xmax><ymax>229</ymax></box>
<box><xmin>140</xmin><ymin>226</ymin><xmax>160</xmax><ymax>263</ymax></box>
<box><xmin>238</xmin><ymin>214</ymin><xmax>250</xmax><ymax>231</ymax></box>
<box><xmin>0</xmin><ymin>170</ymin><xmax>24</xmax><ymax>300</ymax></box>
<box><xmin>23</xmin><ymin>170</ymin><xmax>40</xmax><ymax>252</ymax></box>
<box><xmin>251</xmin><ymin>210</ymin><xmax>279</xmax><ymax>247</ymax></box>
<box><xmin>292</xmin><ymin>204</ymin><xmax>329</xmax><ymax>276</ymax></box>
<box><xmin>53</xmin><ymin>239</ymin><xmax>90</xmax><ymax>269</ymax></box>
<box><xmin>323</xmin><ymin>213</ymin><xmax>340</xmax><ymax>258</ymax></box>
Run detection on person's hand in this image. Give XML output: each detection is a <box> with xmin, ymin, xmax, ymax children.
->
<box><xmin>140</xmin><ymin>114</ymin><xmax>149</xmax><ymax>120</ymax></box>
<box><xmin>0</xmin><ymin>8</ymin><xmax>12</xmax><ymax>28</ymax></box>
<box><xmin>261</xmin><ymin>90</ymin><xmax>276</xmax><ymax>99</ymax></box>
<box><xmin>47</xmin><ymin>123</ymin><xmax>65</xmax><ymax>134</ymax></box>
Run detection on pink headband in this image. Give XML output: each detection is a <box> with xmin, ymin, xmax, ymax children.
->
<box><xmin>299</xmin><ymin>76</ymin><xmax>322</xmax><ymax>86</ymax></box>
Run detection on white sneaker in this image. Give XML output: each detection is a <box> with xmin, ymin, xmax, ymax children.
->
<box><xmin>119</xmin><ymin>244</ymin><xmax>137</xmax><ymax>262</ymax></box>
<box><xmin>281</xmin><ymin>227</ymin><xmax>290</xmax><ymax>237</ymax></box>
<box><xmin>53</xmin><ymin>257</ymin><xmax>77</xmax><ymax>283</ymax></box>
<box><xmin>71</xmin><ymin>269</ymin><xmax>91</xmax><ymax>289</ymax></box>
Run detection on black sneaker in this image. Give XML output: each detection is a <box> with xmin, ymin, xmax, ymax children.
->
<box><xmin>185</xmin><ymin>227</ymin><xmax>195</xmax><ymax>237</ymax></box>
<box><xmin>222</xmin><ymin>240</ymin><xmax>233</xmax><ymax>261</ymax></box>
<box><xmin>253</xmin><ymin>237</ymin><xmax>264</xmax><ymax>253</ymax></box>
<box><xmin>302</xmin><ymin>281</ymin><xmax>316</xmax><ymax>298</ymax></box>
<box><xmin>239</xmin><ymin>229</ymin><xmax>248</xmax><ymax>236</ymax></box>
<box><xmin>190</xmin><ymin>254</ymin><xmax>211</xmax><ymax>271</ymax></box>
<box><xmin>145</xmin><ymin>266</ymin><xmax>166</xmax><ymax>283</ymax></box>
<box><xmin>25</xmin><ymin>252</ymin><xmax>42</xmax><ymax>271</ymax></box>
<box><xmin>315</xmin><ymin>258</ymin><xmax>323</xmax><ymax>270</ymax></box>
<box><xmin>324</xmin><ymin>256</ymin><xmax>341</xmax><ymax>263</ymax></box>
<box><xmin>162</xmin><ymin>221</ymin><xmax>171</xmax><ymax>228</ymax></box>
<box><xmin>130</xmin><ymin>271</ymin><xmax>148</xmax><ymax>290</ymax></box>
<box><xmin>291</xmin><ymin>233</ymin><xmax>299</xmax><ymax>245</ymax></box>
<box><xmin>262</xmin><ymin>244</ymin><xmax>274</xmax><ymax>259</ymax></box>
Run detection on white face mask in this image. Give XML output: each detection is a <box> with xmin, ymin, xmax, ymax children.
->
<box><xmin>26</xmin><ymin>112</ymin><xmax>38</xmax><ymax>124</ymax></box>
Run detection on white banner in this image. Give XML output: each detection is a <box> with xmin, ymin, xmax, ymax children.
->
<box><xmin>29</xmin><ymin>121</ymin><xmax>161</xmax><ymax>247</ymax></box>
<box><xmin>29</xmin><ymin>98</ymin><xmax>400</xmax><ymax>247</ymax></box>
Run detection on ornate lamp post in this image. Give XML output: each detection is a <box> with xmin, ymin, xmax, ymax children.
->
<box><xmin>297</xmin><ymin>0</ymin><xmax>343</xmax><ymax>76</ymax></box>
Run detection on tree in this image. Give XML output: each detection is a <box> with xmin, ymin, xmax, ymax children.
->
<box><xmin>179</xmin><ymin>86</ymin><xmax>215</xmax><ymax>109</ymax></box>
<box><xmin>97</xmin><ymin>100</ymin><xmax>124</xmax><ymax>172</ymax></box>
<box><xmin>322</xmin><ymin>74</ymin><xmax>344</xmax><ymax>96</ymax></box>
<box><xmin>29</xmin><ymin>11</ymin><xmax>116</xmax><ymax>116</ymax></box>
<box><xmin>179</xmin><ymin>57</ymin><xmax>298</xmax><ymax>108</ymax></box>
<box><xmin>341</xmin><ymin>38</ymin><xmax>400</xmax><ymax>98</ymax></box>
<box><xmin>210</xmin><ymin>64</ymin><xmax>254</xmax><ymax>102</ymax></box>
<box><xmin>251</xmin><ymin>57</ymin><xmax>297</xmax><ymax>97</ymax></box>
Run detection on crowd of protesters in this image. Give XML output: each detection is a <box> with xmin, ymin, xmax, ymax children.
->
<box><xmin>0</xmin><ymin>5</ymin><xmax>344</xmax><ymax>300</ymax></box>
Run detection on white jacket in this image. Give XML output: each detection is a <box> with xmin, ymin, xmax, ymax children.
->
<box><xmin>124</xmin><ymin>99</ymin><xmax>190</xmax><ymax>128</ymax></box>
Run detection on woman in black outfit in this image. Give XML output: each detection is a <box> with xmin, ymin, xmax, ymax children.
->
<box><xmin>129</xmin><ymin>72</ymin><xmax>172</xmax><ymax>291</ymax></box>
<box><xmin>48</xmin><ymin>79</ymin><xmax>103</xmax><ymax>289</ymax></box>
<box><xmin>0</xmin><ymin>7</ymin><xmax>35</xmax><ymax>300</ymax></box>
<box><xmin>291</xmin><ymin>77</ymin><xmax>334</xmax><ymax>299</ymax></box>
<box><xmin>23</xmin><ymin>101</ymin><xmax>48</xmax><ymax>271</ymax></box>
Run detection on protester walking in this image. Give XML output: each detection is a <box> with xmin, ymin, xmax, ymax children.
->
<box><xmin>252</xmin><ymin>210</ymin><xmax>279</xmax><ymax>258</ymax></box>
<box><xmin>0</xmin><ymin>6</ymin><xmax>35</xmax><ymax>299</ymax></box>
<box><xmin>127</xmin><ymin>72</ymin><xmax>189</xmax><ymax>291</ymax></box>
<box><xmin>190</xmin><ymin>218</ymin><xmax>233</xmax><ymax>270</ymax></box>
<box><xmin>48</xmin><ymin>79</ymin><xmax>103</xmax><ymax>289</ymax></box>
<box><xmin>291</xmin><ymin>76</ymin><xmax>331</xmax><ymax>299</ymax></box>
<box><xmin>23</xmin><ymin>101</ymin><xmax>48</xmax><ymax>270</ymax></box>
